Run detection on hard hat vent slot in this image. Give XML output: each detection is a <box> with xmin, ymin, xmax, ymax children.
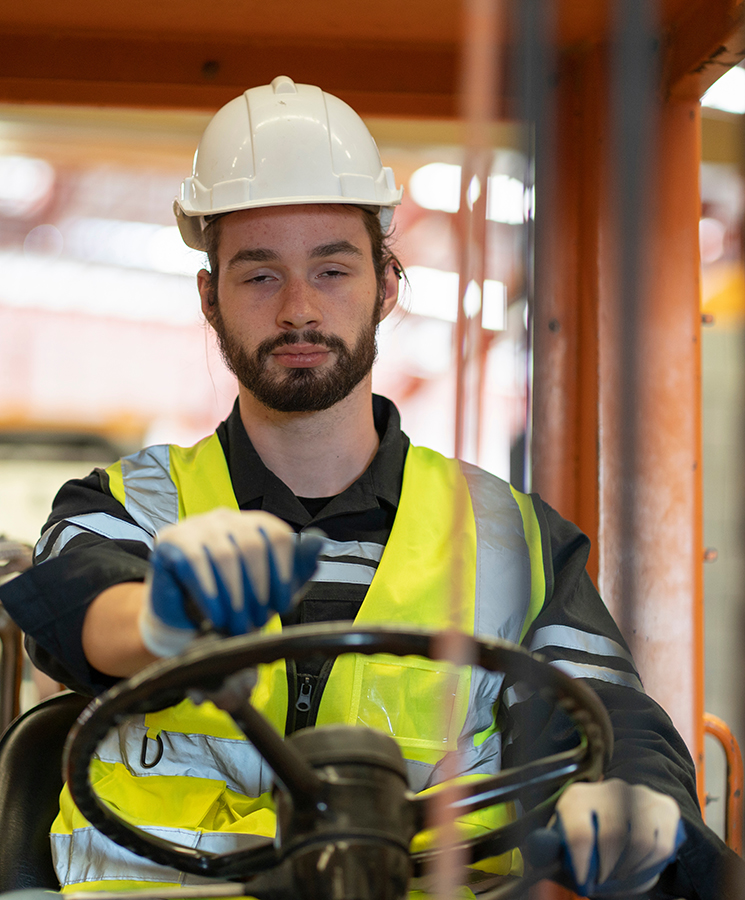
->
<box><xmin>339</xmin><ymin>173</ymin><xmax>374</xmax><ymax>197</ymax></box>
<box><xmin>212</xmin><ymin>179</ymin><xmax>252</xmax><ymax>209</ymax></box>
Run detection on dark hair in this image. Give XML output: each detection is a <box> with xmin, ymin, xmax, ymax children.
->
<box><xmin>202</xmin><ymin>206</ymin><xmax>403</xmax><ymax>309</ymax></box>
<box><xmin>203</xmin><ymin>215</ymin><xmax>224</xmax><ymax>308</ymax></box>
<box><xmin>359</xmin><ymin>208</ymin><xmax>404</xmax><ymax>310</ymax></box>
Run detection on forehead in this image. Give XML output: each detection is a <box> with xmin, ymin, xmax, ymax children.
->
<box><xmin>213</xmin><ymin>204</ymin><xmax>372</xmax><ymax>261</ymax></box>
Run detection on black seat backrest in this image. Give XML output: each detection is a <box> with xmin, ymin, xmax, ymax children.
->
<box><xmin>0</xmin><ymin>691</ymin><xmax>90</xmax><ymax>890</ymax></box>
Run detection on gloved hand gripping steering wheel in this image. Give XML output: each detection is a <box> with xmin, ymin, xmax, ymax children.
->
<box><xmin>63</xmin><ymin>624</ymin><xmax>613</xmax><ymax>900</ymax></box>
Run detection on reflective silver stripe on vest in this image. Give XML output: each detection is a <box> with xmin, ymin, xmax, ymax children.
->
<box><xmin>461</xmin><ymin>463</ymin><xmax>532</xmax><ymax>751</ymax></box>
<box><xmin>119</xmin><ymin>444</ymin><xmax>179</xmax><ymax>536</ymax></box>
<box><xmin>319</xmin><ymin>538</ymin><xmax>384</xmax><ymax>562</ymax></box>
<box><xmin>52</xmin><ymin>825</ymin><xmax>266</xmax><ymax>887</ymax></box>
<box><xmin>411</xmin><ymin>465</ymin><xmax>534</xmax><ymax>791</ymax></box>
<box><xmin>68</xmin><ymin>512</ymin><xmax>156</xmax><ymax>547</ymax></box>
<box><xmin>35</xmin><ymin>524</ymin><xmax>87</xmax><ymax>561</ymax></box>
<box><xmin>35</xmin><ymin>524</ymin><xmax>57</xmax><ymax>559</ymax></box>
<box><xmin>312</xmin><ymin>559</ymin><xmax>377</xmax><ymax>585</ymax></box>
<box><xmin>461</xmin><ymin>462</ymin><xmax>533</xmax><ymax>643</ymax></box>
<box><xmin>310</xmin><ymin>538</ymin><xmax>384</xmax><ymax>587</ymax></box>
<box><xmin>529</xmin><ymin>624</ymin><xmax>636</xmax><ymax>668</ymax></box>
<box><xmin>95</xmin><ymin>718</ymin><xmax>274</xmax><ymax>797</ymax></box>
<box><xmin>502</xmin><ymin>681</ymin><xmax>534</xmax><ymax>710</ymax></box>
<box><xmin>502</xmin><ymin>658</ymin><xmax>643</xmax><ymax>713</ymax></box>
<box><xmin>36</xmin><ymin>513</ymin><xmax>155</xmax><ymax>562</ymax></box>
<box><xmin>551</xmin><ymin>659</ymin><xmax>643</xmax><ymax>691</ymax></box>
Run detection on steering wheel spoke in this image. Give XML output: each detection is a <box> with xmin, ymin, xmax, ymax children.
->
<box><xmin>410</xmin><ymin>743</ymin><xmax>591</xmax><ymax>834</ymax></box>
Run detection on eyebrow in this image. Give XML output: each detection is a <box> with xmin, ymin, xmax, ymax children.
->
<box><xmin>225</xmin><ymin>248</ymin><xmax>280</xmax><ymax>269</ymax></box>
<box><xmin>309</xmin><ymin>241</ymin><xmax>364</xmax><ymax>260</ymax></box>
<box><xmin>225</xmin><ymin>241</ymin><xmax>364</xmax><ymax>270</ymax></box>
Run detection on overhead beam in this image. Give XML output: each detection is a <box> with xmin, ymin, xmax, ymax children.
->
<box><xmin>0</xmin><ymin>29</ymin><xmax>458</xmax><ymax>117</ymax></box>
<box><xmin>664</xmin><ymin>0</ymin><xmax>745</xmax><ymax>98</ymax></box>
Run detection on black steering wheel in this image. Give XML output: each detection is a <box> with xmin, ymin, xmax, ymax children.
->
<box><xmin>63</xmin><ymin>624</ymin><xmax>613</xmax><ymax>900</ymax></box>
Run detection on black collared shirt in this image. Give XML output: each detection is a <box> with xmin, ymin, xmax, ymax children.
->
<box><xmin>217</xmin><ymin>394</ymin><xmax>408</xmax><ymax>532</ymax></box>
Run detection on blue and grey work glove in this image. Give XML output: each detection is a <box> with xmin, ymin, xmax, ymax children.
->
<box><xmin>551</xmin><ymin>779</ymin><xmax>685</xmax><ymax>897</ymax></box>
<box><xmin>138</xmin><ymin>509</ymin><xmax>325</xmax><ymax>657</ymax></box>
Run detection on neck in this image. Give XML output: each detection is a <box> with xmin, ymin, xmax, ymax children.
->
<box><xmin>238</xmin><ymin>379</ymin><xmax>379</xmax><ymax>497</ymax></box>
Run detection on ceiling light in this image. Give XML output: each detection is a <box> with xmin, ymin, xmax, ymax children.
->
<box><xmin>701</xmin><ymin>66</ymin><xmax>745</xmax><ymax>114</ymax></box>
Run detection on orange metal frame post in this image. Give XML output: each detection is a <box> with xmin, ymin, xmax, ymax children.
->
<box><xmin>532</xmin><ymin>39</ymin><xmax>706</xmax><ymax>790</ymax></box>
<box><xmin>531</xmin><ymin>45</ymin><xmax>603</xmax><ymax>583</ymax></box>
<box><xmin>704</xmin><ymin>713</ymin><xmax>744</xmax><ymax>854</ymax></box>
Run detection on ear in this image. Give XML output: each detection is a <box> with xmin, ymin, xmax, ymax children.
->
<box><xmin>198</xmin><ymin>269</ymin><xmax>215</xmax><ymax>321</ymax></box>
<box><xmin>378</xmin><ymin>262</ymin><xmax>401</xmax><ymax>322</ymax></box>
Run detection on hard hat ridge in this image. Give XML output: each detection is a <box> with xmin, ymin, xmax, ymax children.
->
<box><xmin>174</xmin><ymin>76</ymin><xmax>403</xmax><ymax>250</ymax></box>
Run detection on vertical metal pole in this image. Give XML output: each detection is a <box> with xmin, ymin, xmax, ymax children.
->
<box><xmin>516</xmin><ymin>0</ymin><xmax>556</xmax><ymax>495</ymax></box>
<box><xmin>453</xmin><ymin>0</ymin><xmax>500</xmax><ymax>465</ymax></box>
<box><xmin>515</xmin><ymin>8</ymin><xmax>575</xmax><ymax>899</ymax></box>
<box><xmin>429</xmin><ymin>4</ymin><xmax>501</xmax><ymax>898</ymax></box>
<box><xmin>609</xmin><ymin>0</ymin><xmax>661</xmax><ymax>848</ymax></box>
<box><xmin>611</xmin><ymin>0</ymin><xmax>659</xmax><ymax>642</ymax></box>
<box><xmin>598</xmin><ymin>60</ymin><xmax>705</xmax><ymax>785</ymax></box>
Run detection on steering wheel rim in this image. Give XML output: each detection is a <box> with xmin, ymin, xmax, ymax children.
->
<box><xmin>63</xmin><ymin>624</ymin><xmax>613</xmax><ymax>889</ymax></box>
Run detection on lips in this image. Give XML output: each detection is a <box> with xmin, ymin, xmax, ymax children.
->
<box><xmin>271</xmin><ymin>343</ymin><xmax>331</xmax><ymax>368</ymax></box>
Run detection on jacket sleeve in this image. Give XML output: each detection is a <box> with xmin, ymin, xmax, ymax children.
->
<box><xmin>0</xmin><ymin>468</ymin><xmax>151</xmax><ymax>694</ymax></box>
<box><xmin>500</xmin><ymin>497</ymin><xmax>743</xmax><ymax>900</ymax></box>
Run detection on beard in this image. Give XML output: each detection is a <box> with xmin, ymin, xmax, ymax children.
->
<box><xmin>210</xmin><ymin>303</ymin><xmax>381</xmax><ymax>413</ymax></box>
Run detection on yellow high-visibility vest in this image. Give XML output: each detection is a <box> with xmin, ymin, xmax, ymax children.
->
<box><xmin>52</xmin><ymin>436</ymin><xmax>548</xmax><ymax>891</ymax></box>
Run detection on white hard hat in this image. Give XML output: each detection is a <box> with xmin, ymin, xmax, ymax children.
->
<box><xmin>174</xmin><ymin>75</ymin><xmax>403</xmax><ymax>250</ymax></box>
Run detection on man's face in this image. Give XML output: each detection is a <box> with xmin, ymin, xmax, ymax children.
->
<box><xmin>200</xmin><ymin>205</ymin><xmax>396</xmax><ymax>413</ymax></box>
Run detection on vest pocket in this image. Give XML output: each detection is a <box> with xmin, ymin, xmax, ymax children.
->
<box><xmin>347</xmin><ymin>654</ymin><xmax>470</xmax><ymax>753</ymax></box>
<box><xmin>59</xmin><ymin>760</ymin><xmax>278</xmax><ymax>840</ymax></box>
<box><xmin>83</xmin><ymin>760</ymin><xmax>228</xmax><ymax>830</ymax></box>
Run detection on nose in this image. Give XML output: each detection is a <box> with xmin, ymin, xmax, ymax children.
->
<box><xmin>276</xmin><ymin>278</ymin><xmax>322</xmax><ymax>331</ymax></box>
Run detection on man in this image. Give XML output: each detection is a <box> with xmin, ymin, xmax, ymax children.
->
<box><xmin>0</xmin><ymin>76</ymin><xmax>736</xmax><ymax>899</ymax></box>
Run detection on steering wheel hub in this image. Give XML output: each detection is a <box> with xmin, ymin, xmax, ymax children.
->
<box><xmin>277</xmin><ymin>726</ymin><xmax>416</xmax><ymax>900</ymax></box>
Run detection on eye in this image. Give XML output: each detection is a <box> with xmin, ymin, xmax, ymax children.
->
<box><xmin>244</xmin><ymin>272</ymin><xmax>276</xmax><ymax>285</ymax></box>
<box><xmin>319</xmin><ymin>267</ymin><xmax>347</xmax><ymax>279</ymax></box>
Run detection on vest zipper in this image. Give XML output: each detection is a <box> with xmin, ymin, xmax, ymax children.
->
<box><xmin>285</xmin><ymin>660</ymin><xmax>315</xmax><ymax>734</ymax></box>
<box><xmin>284</xmin><ymin>659</ymin><xmax>298</xmax><ymax>735</ymax></box>
<box><xmin>296</xmin><ymin>676</ymin><xmax>314</xmax><ymax>713</ymax></box>
<box><xmin>304</xmin><ymin>658</ymin><xmax>333</xmax><ymax>729</ymax></box>
<box><xmin>290</xmin><ymin>673</ymin><xmax>319</xmax><ymax>732</ymax></box>
<box><xmin>285</xmin><ymin>658</ymin><xmax>335</xmax><ymax>735</ymax></box>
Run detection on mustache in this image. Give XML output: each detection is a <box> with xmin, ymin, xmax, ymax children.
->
<box><xmin>256</xmin><ymin>330</ymin><xmax>349</xmax><ymax>359</ymax></box>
